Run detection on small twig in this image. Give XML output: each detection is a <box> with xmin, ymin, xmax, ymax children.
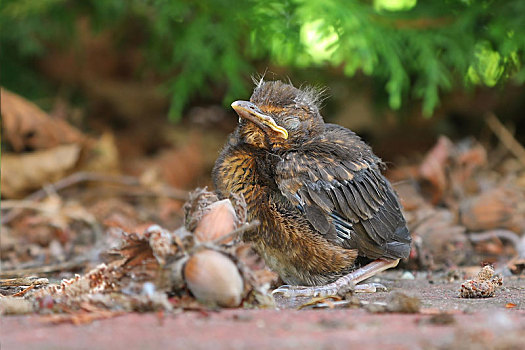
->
<box><xmin>28</xmin><ymin>172</ymin><xmax>141</xmax><ymax>201</ymax></box>
<box><xmin>191</xmin><ymin>220</ymin><xmax>260</xmax><ymax>254</ymax></box>
<box><xmin>486</xmin><ymin>113</ymin><xmax>525</xmax><ymax>167</ymax></box>
<box><xmin>88</xmin><ymin>187</ymin><xmax>189</xmax><ymax>200</ymax></box>
<box><xmin>210</xmin><ymin>220</ymin><xmax>260</xmax><ymax>246</ymax></box>
<box><xmin>11</xmin><ymin>284</ymin><xmax>36</xmax><ymax>297</ymax></box>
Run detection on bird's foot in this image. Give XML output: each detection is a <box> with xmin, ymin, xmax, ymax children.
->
<box><xmin>272</xmin><ymin>259</ymin><xmax>398</xmax><ymax>298</ymax></box>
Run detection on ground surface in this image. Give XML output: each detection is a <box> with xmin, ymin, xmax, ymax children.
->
<box><xmin>2</xmin><ymin>274</ymin><xmax>524</xmax><ymax>350</ymax></box>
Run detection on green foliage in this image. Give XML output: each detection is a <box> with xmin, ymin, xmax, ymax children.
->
<box><xmin>1</xmin><ymin>0</ymin><xmax>524</xmax><ymax>118</ymax></box>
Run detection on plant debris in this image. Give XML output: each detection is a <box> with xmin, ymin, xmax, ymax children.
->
<box><xmin>459</xmin><ymin>265</ymin><xmax>503</xmax><ymax>298</ymax></box>
<box><xmin>0</xmin><ymin>188</ymin><xmax>272</xmax><ymax>321</ymax></box>
<box><xmin>392</xmin><ymin>135</ymin><xmax>525</xmax><ymax>271</ymax></box>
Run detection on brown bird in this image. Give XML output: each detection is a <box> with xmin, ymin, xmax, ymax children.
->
<box><xmin>212</xmin><ymin>79</ymin><xmax>411</xmax><ymax>297</ymax></box>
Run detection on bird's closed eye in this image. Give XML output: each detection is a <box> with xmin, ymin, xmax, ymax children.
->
<box><xmin>283</xmin><ymin>116</ymin><xmax>300</xmax><ymax>130</ymax></box>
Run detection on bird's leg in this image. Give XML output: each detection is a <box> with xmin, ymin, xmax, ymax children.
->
<box><xmin>272</xmin><ymin>258</ymin><xmax>399</xmax><ymax>298</ymax></box>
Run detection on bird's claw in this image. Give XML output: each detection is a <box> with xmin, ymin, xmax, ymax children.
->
<box><xmin>271</xmin><ymin>285</ymin><xmax>308</xmax><ymax>298</ymax></box>
<box><xmin>271</xmin><ymin>285</ymin><xmax>336</xmax><ymax>298</ymax></box>
<box><xmin>271</xmin><ymin>285</ymin><xmax>290</xmax><ymax>296</ymax></box>
<box><xmin>354</xmin><ymin>282</ymin><xmax>388</xmax><ymax>293</ymax></box>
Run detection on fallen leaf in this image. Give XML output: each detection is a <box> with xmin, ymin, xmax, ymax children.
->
<box><xmin>505</xmin><ymin>303</ymin><xmax>516</xmax><ymax>309</ymax></box>
<box><xmin>297</xmin><ymin>296</ymin><xmax>342</xmax><ymax>310</ymax></box>
<box><xmin>412</xmin><ymin>208</ymin><xmax>468</xmax><ymax>267</ymax></box>
<box><xmin>112</xmin><ymin>231</ymin><xmax>158</xmax><ymax>269</ymax></box>
<box><xmin>453</xmin><ymin>140</ymin><xmax>487</xmax><ymax>186</ymax></box>
<box><xmin>40</xmin><ymin>310</ymin><xmax>124</xmax><ymax>325</ymax></box>
<box><xmin>1</xmin><ymin>144</ymin><xmax>81</xmax><ymax>198</ymax></box>
<box><xmin>1</xmin><ymin>88</ymin><xmax>86</xmax><ymax>151</ymax></box>
<box><xmin>419</xmin><ymin>136</ymin><xmax>453</xmax><ymax>203</ymax></box>
<box><xmin>79</xmin><ymin>132</ymin><xmax>120</xmax><ymax>173</ymax></box>
<box><xmin>460</xmin><ymin>186</ymin><xmax>523</xmax><ymax>232</ymax></box>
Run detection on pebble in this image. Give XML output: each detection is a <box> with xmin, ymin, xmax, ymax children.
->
<box><xmin>401</xmin><ymin>271</ymin><xmax>415</xmax><ymax>280</ymax></box>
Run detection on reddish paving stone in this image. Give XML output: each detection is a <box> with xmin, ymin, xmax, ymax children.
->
<box><xmin>2</xmin><ymin>309</ymin><xmax>525</xmax><ymax>350</ymax></box>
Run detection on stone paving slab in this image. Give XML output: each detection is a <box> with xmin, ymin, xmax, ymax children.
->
<box><xmin>3</xmin><ymin>309</ymin><xmax>524</xmax><ymax>350</ymax></box>
<box><xmin>2</xmin><ymin>278</ymin><xmax>524</xmax><ymax>350</ymax></box>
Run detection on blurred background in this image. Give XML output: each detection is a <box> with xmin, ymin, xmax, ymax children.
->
<box><xmin>1</xmin><ymin>0</ymin><xmax>525</xmax><ymax>274</ymax></box>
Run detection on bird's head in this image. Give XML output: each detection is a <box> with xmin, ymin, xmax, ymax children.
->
<box><xmin>232</xmin><ymin>80</ymin><xmax>325</xmax><ymax>150</ymax></box>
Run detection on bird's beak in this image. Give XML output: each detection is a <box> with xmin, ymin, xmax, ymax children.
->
<box><xmin>231</xmin><ymin>100</ymin><xmax>288</xmax><ymax>139</ymax></box>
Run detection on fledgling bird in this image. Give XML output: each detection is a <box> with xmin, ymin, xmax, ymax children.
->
<box><xmin>212</xmin><ymin>79</ymin><xmax>411</xmax><ymax>297</ymax></box>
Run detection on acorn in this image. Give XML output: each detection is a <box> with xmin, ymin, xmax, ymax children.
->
<box><xmin>194</xmin><ymin>199</ymin><xmax>237</xmax><ymax>243</ymax></box>
<box><xmin>184</xmin><ymin>249</ymin><xmax>244</xmax><ymax>307</ymax></box>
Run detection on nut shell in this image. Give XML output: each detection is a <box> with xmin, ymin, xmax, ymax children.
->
<box><xmin>194</xmin><ymin>199</ymin><xmax>237</xmax><ymax>243</ymax></box>
<box><xmin>184</xmin><ymin>249</ymin><xmax>243</xmax><ymax>307</ymax></box>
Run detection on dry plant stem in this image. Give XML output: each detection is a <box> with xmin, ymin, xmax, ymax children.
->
<box><xmin>1</xmin><ymin>171</ymin><xmax>188</xmax><ymax>225</ymax></box>
<box><xmin>0</xmin><ymin>277</ymin><xmax>49</xmax><ymax>287</ymax></box>
<box><xmin>486</xmin><ymin>113</ymin><xmax>525</xmax><ymax>167</ymax></box>
<box><xmin>0</xmin><ymin>258</ymin><xmax>89</xmax><ymax>278</ymax></box>
<box><xmin>209</xmin><ymin>220</ymin><xmax>260</xmax><ymax>246</ymax></box>
<box><xmin>11</xmin><ymin>284</ymin><xmax>36</xmax><ymax>297</ymax></box>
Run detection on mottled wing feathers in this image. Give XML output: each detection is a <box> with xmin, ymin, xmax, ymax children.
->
<box><xmin>276</xmin><ymin>124</ymin><xmax>411</xmax><ymax>260</ymax></box>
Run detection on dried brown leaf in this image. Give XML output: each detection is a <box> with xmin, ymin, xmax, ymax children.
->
<box><xmin>1</xmin><ymin>144</ymin><xmax>81</xmax><ymax>198</ymax></box>
<box><xmin>113</xmin><ymin>232</ymin><xmax>158</xmax><ymax>269</ymax></box>
<box><xmin>1</xmin><ymin>88</ymin><xmax>86</xmax><ymax>151</ymax></box>
<box><xmin>453</xmin><ymin>141</ymin><xmax>487</xmax><ymax>184</ymax></box>
<box><xmin>460</xmin><ymin>186</ymin><xmax>523</xmax><ymax>232</ymax></box>
<box><xmin>297</xmin><ymin>296</ymin><xmax>342</xmax><ymax>310</ymax></box>
<box><xmin>40</xmin><ymin>310</ymin><xmax>124</xmax><ymax>325</ymax></box>
<box><xmin>419</xmin><ymin>136</ymin><xmax>453</xmax><ymax>203</ymax></box>
<box><xmin>412</xmin><ymin>209</ymin><xmax>468</xmax><ymax>267</ymax></box>
<box><xmin>79</xmin><ymin>132</ymin><xmax>120</xmax><ymax>173</ymax></box>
